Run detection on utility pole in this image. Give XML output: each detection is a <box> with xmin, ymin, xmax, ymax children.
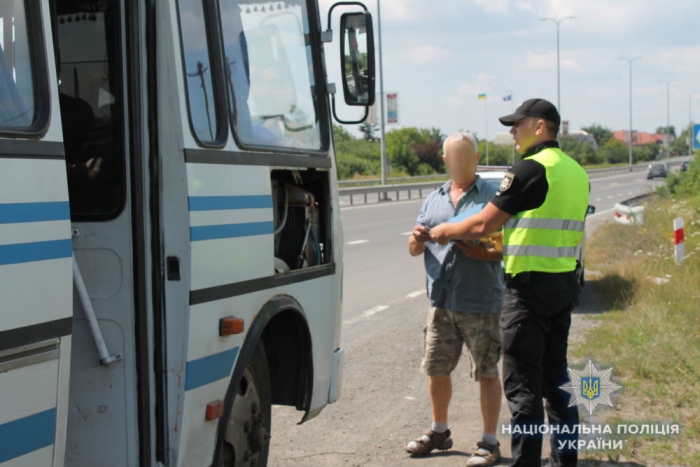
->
<box><xmin>619</xmin><ymin>56</ymin><xmax>642</xmax><ymax>171</ymax></box>
<box><xmin>377</xmin><ymin>0</ymin><xmax>387</xmax><ymax>198</ymax></box>
<box><xmin>660</xmin><ymin>79</ymin><xmax>676</xmax><ymax>160</ymax></box>
<box><xmin>484</xmin><ymin>94</ymin><xmax>489</xmax><ymax>165</ymax></box>
<box><xmin>540</xmin><ymin>16</ymin><xmax>575</xmax><ymax>116</ymax></box>
<box><xmin>510</xmin><ymin>91</ymin><xmax>515</xmax><ymax>166</ymax></box>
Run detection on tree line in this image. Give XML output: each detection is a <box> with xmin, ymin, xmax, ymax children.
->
<box><xmin>333</xmin><ymin>123</ymin><xmax>683</xmax><ymax>180</ymax></box>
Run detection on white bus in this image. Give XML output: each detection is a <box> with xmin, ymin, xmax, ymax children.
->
<box><xmin>0</xmin><ymin>0</ymin><xmax>374</xmax><ymax>466</ymax></box>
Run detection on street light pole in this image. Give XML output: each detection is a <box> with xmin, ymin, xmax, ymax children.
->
<box><xmin>660</xmin><ymin>79</ymin><xmax>676</xmax><ymax>160</ymax></box>
<box><xmin>540</xmin><ymin>16</ymin><xmax>575</xmax><ymax>116</ymax></box>
<box><xmin>619</xmin><ymin>56</ymin><xmax>642</xmax><ymax>171</ymax></box>
<box><xmin>510</xmin><ymin>90</ymin><xmax>515</xmax><ymax>166</ymax></box>
<box><xmin>377</xmin><ymin>0</ymin><xmax>387</xmax><ymax>194</ymax></box>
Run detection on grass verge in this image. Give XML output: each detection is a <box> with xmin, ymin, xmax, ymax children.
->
<box><xmin>571</xmin><ymin>191</ymin><xmax>700</xmax><ymax>466</ymax></box>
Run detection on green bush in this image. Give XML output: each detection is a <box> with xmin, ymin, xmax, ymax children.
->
<box><xmin>598</xmin><ymin>137</ymin><xmax>629</xmax><ymax>164</ymax></box>
<box><xmin>666</xmin><ymin>153</ymin><xmax>700</xmax><ymax>196</ymax></box>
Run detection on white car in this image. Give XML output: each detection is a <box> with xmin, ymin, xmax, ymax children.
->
<box><xmin>478</xmin><ymin>169</ymin><xmax>594</xmax><ymax>286</ymax></box>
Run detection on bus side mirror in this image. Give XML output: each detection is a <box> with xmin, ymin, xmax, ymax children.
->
<box><xmin>339</xmin><ymin>12</ymin><xmax>375</xmax><ymax>107</ymax></box>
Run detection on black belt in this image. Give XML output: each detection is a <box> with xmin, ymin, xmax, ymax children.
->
<box><xmin>504</xmin><ymin>270</ymin><xmax>575</xmax><ymax>287</ymax></box>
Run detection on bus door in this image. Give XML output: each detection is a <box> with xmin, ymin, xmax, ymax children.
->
<box><xmin>0</xmin><ymin>1</ymin><xmax>72</xmax><ymax>466</ymax></box>
<box><xmin>50</xmin><ymin>1</ymin><xmax>151</xmax><ymax>466</ymax></box>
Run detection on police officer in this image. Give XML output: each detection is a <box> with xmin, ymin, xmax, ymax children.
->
<box><xmin>429</xmin><ymin>98</ymin><xmax>589</xmax><ymax>467</ymax></box>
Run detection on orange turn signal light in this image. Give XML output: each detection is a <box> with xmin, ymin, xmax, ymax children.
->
<box><xmin>219</xmin><ymin>317</ymin><xmax>245</xmax><ymax>336</ymax></box>
<box><xmin>205</xmin><ymin>400</ymin><xmax>224</xmax><ymax>421</ymax></box>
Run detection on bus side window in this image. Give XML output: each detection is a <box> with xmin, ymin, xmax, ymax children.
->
<box><xmin>177</xmin><ymin>0</ymin><xmax>222</xmax><ymax>145</ymax></box>
<box><xmin>55</xmin><ymin>2</ymin><xmax>126</xmax><ymax>220</ymax></box>
<box><xmin>0</xmin><ymin>0</ymin><xmax>40</xmax><ymax>130</ymax></box>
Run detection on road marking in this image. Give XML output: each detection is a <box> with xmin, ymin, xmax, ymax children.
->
<box><xmin>401</xmin><ymin>231</ymin><xmax>413</xmax><ymax>236</ymax></box>
<box><xmin>595</xmin><ymin>198</ymin><xmax>602</xmax><ymax>201</ymax></box>
<box><xmin>406</xmin><ymin>290</ymin><xmax>424</xmax><ymax>298</ymax></box>
<box><xmin>347</xmin><ymin>239</ymin><xmax>369</xmax><ymax>245</ymax></box>
<box><xmin>628</xmin><ymin>191</ymin><xmax>634</xmax><ymax>194</ymax></box>
<box><xmin>364</xmin><ymin>305</ymin><xmax>389</xmax><ymax>317</ymax></box>
<box><xmin>607</xmin><ymin>196</ymin><xmax>613</xmax><ymax>199</ymax></box>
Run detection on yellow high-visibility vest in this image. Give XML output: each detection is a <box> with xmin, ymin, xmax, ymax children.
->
<box><xmin>502</xmin><ymin>147</ymin><xmax>590</xmax><ymax>276</ymax></box>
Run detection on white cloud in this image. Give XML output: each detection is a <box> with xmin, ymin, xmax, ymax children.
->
<box><xmin>525</xmin><ymin>51</ymin><xmax>582</xmax><ymax>72</ymax></box>
<box><xmin>447</xmin><ymin>95</ymin><xmax>464</xmax><ymax>110</ymax></box>
<box><xmin>458</xmin><ymin>73</ymin><xmax>498</xmax><ymax>97</ymax></box>
<box><xmin>409</xmin><ymin>46</ymin><xmax>452</xmax><ymax>64</ymax></box>
<box><xmin>514</xmin><ymin>1</ymin><xmax>534</xmax><ymax>11</ymax></box>
<box><xmin>472</xmin><ymin>0</ymin><xmax>512</xmax><ymax>14</ymax></box>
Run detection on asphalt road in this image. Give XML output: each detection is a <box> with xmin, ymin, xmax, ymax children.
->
<box><xmin>268</xmin><ymin>168</ymin><xmax>675</xmax><ymax>467</ymax></box>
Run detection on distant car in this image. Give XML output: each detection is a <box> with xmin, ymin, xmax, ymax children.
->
<box><xmin>647</xmin><ymin>162</ymin><xmax>668</xmax><ymax>179</ymax></box>
<box><xmin>680</xmin><ymin>161</ymin><xmax>693</xmax><ymax>171</ymax></box>
<box><xmin>478</xmin><ymin>170</ymin><xmax>594</xmax><ymax>286</ymax></box>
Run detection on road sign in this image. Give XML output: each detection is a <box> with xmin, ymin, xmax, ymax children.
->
<box><xmin>694</xmin><ymin>123</ymin><xmax>700</xmax><ymax>151</ymax></box>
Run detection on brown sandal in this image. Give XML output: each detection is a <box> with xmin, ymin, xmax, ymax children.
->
<box><xmin>466</xmin><ymin>440</ymin><xmax>501</xmax><ymax>466</ymax></box>
<box><xmin>405</xmin><ymin>429</ymin><xmax>453</xmax><ymax>457</ymax></box>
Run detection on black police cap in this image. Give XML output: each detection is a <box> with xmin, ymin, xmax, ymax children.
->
<box><xmin>499</xmin><ymin>98</ymin><xmax>561</xmax><ymax>126</ymax></box>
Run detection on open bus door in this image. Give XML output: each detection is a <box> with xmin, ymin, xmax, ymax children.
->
<box><xmin>0</xmin><ymin>1</ymin><xmax>73</xmax><ymax>466</ymax></box>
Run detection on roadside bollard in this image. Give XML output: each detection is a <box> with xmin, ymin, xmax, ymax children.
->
<box><xmin>674</xmin><ymin>217</ymin><xmax>684</xmax><ymax>263</ymax></box>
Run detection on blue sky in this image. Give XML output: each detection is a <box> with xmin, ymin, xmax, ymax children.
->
<box><xmin>322</xmin><ymin>0</ymin><xmax>700</xmax><ymax>141</ymax></box>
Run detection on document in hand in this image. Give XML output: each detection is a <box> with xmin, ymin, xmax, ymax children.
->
<box><xmin>446</xmin><ymin>203</ymin><xmax>503</xmax><ymax>252</ymax></box>
<box><xmin>446</xmin><ymin>203</ymin><xmax>485</xmax><ymax>224</ymax></box>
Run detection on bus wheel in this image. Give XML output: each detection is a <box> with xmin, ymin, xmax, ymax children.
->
<box><xmin>223</xmin><ymin>341</ymin><xmax>271</xmax><ymax>467</ymax></box>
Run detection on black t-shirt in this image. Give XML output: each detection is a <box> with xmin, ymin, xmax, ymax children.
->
<box><xmin>490</xmin><ymin>141</ymin><xmax>557</xmax><ymax>215</ymax></box>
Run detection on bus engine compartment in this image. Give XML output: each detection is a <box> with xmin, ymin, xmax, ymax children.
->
<box><xmin>271</xmin><ymin>169</ymin><xmax>333</xmax><ymax>274</ymax></box>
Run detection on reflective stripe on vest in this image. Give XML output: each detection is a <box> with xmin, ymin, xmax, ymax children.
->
<box><xmin>504</xmin><ymin>217</ymin><xmax>585</xmax><ymax>232</ymax></box>
<box><xmin>502</xmin><ymin>244</ymin><xmax>579</xmax><ymax>258</ymax></box>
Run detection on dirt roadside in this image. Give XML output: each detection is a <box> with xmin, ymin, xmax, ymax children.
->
<box><xmin>266</xmin><ymin>276</ymin><xmax>635</xmax><ymax>467</ymax></box>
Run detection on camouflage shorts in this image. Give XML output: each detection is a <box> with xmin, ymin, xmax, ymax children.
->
<box><xmin>420</xmin><ymin>307</ymin><xmax>501</xmax><ymax>380</ymax></box>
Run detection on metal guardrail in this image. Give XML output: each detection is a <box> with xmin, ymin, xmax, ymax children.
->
<box><xmin>337</xmin><ymin>166</ymin><xmax>508</xmax><ymax>187</ymax></box>
<box><xmin>339</xmin><ymin>180</ymin><xmax>447</xmax><ymax>205</ymax></box>
<box><xmin>338</xmin><ymin>157</ymin><xmax>690</xmax><ymax>206</ymax></box>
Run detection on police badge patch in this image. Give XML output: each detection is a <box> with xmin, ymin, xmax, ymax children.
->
<box><xmin>499</xmin><ymin>172</ymin><xmax>515</xmax><ymax>192</ymax></box>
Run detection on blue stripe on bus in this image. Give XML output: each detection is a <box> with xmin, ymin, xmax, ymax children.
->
<box><xmin>0</xmin><ymin>239</ymin><xmax>72</xmax><ymax>266</ymax></box>
<box><xmin>188</xmin><ymin>195</ymin><xmax>273</xmax><ymax>211</ymax></box>
<box><xmin>190</xmin><ymin>221</ymin><xmax>274</xmax><ymax>241</ymax></box>
<box><xmin>185</xmin><ymin>346</ymin><xmax>240</xmax><ymax>391</ymax></box>
<box><xmin>0</xmin><ymin>201</ymin><xmax>70</xmax><ymax>224</ymax></box>
<box><xmin>0</xmin><ymin>408</ymin><xmax>56</xmax><ymax>463</ymax></box>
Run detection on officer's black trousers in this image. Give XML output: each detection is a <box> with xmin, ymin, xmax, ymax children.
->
<box><xmin>500</xmin><ymin>271</ymin><xmax>581</xmax><ymax>467</ymax></box>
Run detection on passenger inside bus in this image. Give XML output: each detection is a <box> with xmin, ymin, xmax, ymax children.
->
<box><xmin>52</xmin><ymin>1</ymin><xmax>125</xmax><ymax>220</ymax></box>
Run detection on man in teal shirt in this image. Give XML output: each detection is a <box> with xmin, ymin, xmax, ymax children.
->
<box><xmin>406</xmin><ymin>132</ymin><xmax>504</xmax><ymax>466</ymax></box>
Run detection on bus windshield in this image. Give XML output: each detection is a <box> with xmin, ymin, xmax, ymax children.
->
<box><xmin>219</xmin><ymin>0</ymin><xmax>323</xmax><ymax>150</ymax></box>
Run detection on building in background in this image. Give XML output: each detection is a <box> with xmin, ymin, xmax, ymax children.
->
<box><xmin>612</xmin><ymin>130</ymin><xmax>668</xmax><ymax>147</ymax></box>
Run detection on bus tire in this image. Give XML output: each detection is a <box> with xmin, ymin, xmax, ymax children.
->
<box><xmin>222</xmin><ymin>339</ymin><xmax>272</xmax><ymax>467</ymax></box>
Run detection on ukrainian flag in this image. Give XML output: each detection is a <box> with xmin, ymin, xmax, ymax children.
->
<box><xmin>478</xmin><ymin>93</ymin><xmax>486</xmax><ymax>100</ymax></box>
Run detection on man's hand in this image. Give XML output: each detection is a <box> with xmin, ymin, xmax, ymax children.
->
<box><xmin>429</xmin><ymin>223</ymin><xmax>453</xmax><ymax>245</ymax></box>
<box><xmin>412</xmin><ymin>225</ymin><xmax>431</xmax><ymax>243</ymax></box>
<box><xmin>408</xmin><ymin>225</ymin><xmax>430</xmax><ymax>256</ymax></box>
